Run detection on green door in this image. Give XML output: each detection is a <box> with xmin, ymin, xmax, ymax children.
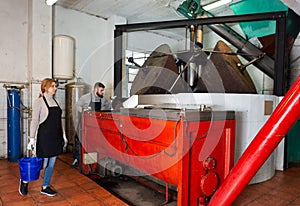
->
<box><xmin>286</xmin><ymin>118</ymin><xmax>300</xmax><ymax>167</ymax></box>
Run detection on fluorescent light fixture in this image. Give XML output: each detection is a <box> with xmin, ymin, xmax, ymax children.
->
<box><xmin>46</xmin><ymin>0</ymin><xmax>58</xmax><ymax>6</ymax></box>
<box><xmin>202</xmin><ymin>0</ymin><xmax>232</xmax><ymax>11</ymax></box>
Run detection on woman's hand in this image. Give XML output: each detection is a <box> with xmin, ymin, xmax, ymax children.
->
<box><xmin>27</xmin><ymin>138</ymin><xmax>36</xmax><ymax>151</ymax></box>
<box><xmin>63</xmin><ymin>133</ymin><xmax>68</xmax><ymax>149</ymax></box>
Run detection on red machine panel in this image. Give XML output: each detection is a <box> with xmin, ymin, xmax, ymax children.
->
<box><xmin>80</xmin><ymin>108</ymin><xmax>235</xmax><ymax>206</ymax></box>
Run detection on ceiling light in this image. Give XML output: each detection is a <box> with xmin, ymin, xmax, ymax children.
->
<box><xmin>202</xmin><ymin>0</ymin><xmax>232</xmax><ymax>11</ymax></box>
<box><xmin>46</xmin><ymin>0</ymin><xmax>58</xmax><ymax>6</ymax></box>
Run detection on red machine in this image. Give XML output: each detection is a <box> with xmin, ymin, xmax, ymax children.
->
<box><xmin>80</xmin><ymin>108</ymin><xmax>235</xmax><ymax>205</ymax></box>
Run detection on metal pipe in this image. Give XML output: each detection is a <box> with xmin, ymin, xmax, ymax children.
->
<box><xmin>188</xmin><ymin>62</ymin><xmax>197</xmax><ymax>87</ymax></box>
<box><xmin>208</xmin><ymin>75</ymin><xmax>300</xmax><ymax>206</ymax></box>
<box><xmin>207</xmin><ymin>23</ymin><xmax>275</xmax><ymax>79</ymax></box>
<box><xmin>196</xmin><ymin>25</ymin><xmax>203</xmax><ymax>48</ymax></box>
<box><xmin>115</xmin><ymin>12</ymin><xmax>286</xmax><ymax>32</ymax></box>
<box><xmin>127</xmin><ymin>57</ymin><xmax>142</xmax><ymax>68</ymax></box>
<box><xmin>190</xmin><ymin>25</ymin><xmax>196</xmax><ymax>47</ymax></box>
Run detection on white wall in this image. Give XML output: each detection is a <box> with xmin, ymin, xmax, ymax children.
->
<box><xmin>0</xmin><ymin>0</ymin><xmax>28</xmax><ymax>83</ymax></box>
<box><xmin>54</xmin><ymin>6</ymin><xmax>123</xmax><ymax>97</ymax></box>
<box><xmin>127</xmin><ymin>31</ymin><xmax>182</xmax><ymax>54</ymax></box>
<box><xmin>29</xmin><ymin>0</ymin><xmax>52</xmax><ymax>80</ymax></box>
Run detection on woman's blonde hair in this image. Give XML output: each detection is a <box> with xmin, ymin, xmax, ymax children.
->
<box><xmin>39</xmin><ymin>78</ymin><xmax>57</xmax><ymax>97</ymax></box>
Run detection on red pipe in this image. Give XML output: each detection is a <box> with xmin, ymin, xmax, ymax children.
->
<box><xmin>209</xmin><ymin>75</ymin><xmax>300</xmax><ymax>206</ymax></box>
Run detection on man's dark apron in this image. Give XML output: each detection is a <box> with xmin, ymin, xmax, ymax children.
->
<box><xmin>36</xmin><ymin>96</ymin><xmax>63</xmax><ymax>158</ymax></box>
<box><xmin>89</xmin><ymin>93</ymin><xmax>101</xmax><ymax>112</ymax></box>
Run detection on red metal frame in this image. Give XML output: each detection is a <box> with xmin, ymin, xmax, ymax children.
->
<box><xmin>80</xmin><ymin>110</ymin><xmax>235</xmax><ymax>205</ymax></box>
<box><xmin>209</xmin><ymin>75</ymin><xmax>300</xmax><ymax>206</ymax></box>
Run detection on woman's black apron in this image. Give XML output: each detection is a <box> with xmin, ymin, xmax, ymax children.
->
<box><xmin>36</xmin><ymin>96</ymin><xmax>63</xmax><ymax>158</ymax></box>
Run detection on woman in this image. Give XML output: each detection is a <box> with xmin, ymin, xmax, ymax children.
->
<box><xmin>19</xmin><ymin>78</ymin><xmax>67</xmax><ymax>196</ymax></box>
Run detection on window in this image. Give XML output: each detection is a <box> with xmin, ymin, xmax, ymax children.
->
<box><xmin>125</xmin><ymin>50</ymin><xmax>149</xmax><ymax>97</ymax></box>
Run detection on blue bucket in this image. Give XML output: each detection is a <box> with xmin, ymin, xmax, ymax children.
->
<box><xmin>18</xmin><ymin>157</ymin><xmax>42</xmax><ymax>182</ymax></box>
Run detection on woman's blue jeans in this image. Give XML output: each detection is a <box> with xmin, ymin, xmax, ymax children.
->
<box><xmin>42</xmin><ymin>156</ymin><xmax>56</xmax><ymax>187</ymax></box>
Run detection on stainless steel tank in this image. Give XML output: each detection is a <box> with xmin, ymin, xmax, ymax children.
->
<box><xmin>65</xmin><ymin>81</ymin><xmax>91</xmax><ymax>150</ymax></box>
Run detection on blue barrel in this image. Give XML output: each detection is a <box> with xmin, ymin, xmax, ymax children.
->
<box><xmin>18</xmin><ymin>157</ymin><xmax>42</xmax><ymax>182</ymax></box>
<box><xmin>7</xmin><ymin>89</ymin><xmax>21</xmax><ymax>162</ymax></box>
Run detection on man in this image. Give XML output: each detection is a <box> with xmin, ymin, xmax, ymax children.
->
<box><xmin>76</xmin><ymin>82</ymin><xmax>111</xmax><ymax>113</ymax></box>
<box><xmin>71</xmin><ymin>82</ymin><xmax>111</xmax><ymax>167</ymax></box>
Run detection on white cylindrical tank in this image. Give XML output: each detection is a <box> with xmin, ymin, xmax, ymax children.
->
<box><xmin>53</xmin><ymin>35</ymin><xmax>75</xmax><ymax>80</ymax></box>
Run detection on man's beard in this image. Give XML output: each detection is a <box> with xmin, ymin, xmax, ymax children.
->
<box><xmin>96</xmin><ymin>92</ymin><xmax>103</xmax><ymax>98</ymax></box>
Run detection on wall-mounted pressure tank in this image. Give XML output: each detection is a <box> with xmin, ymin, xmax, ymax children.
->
<box><xmin>53</xmin><ymin>35</ymin><xmax>75</xmax><ymax>80</ymax></box>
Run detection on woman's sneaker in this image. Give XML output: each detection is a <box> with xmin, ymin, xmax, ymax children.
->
<box><xmin>70</xmin><ymin>158</ymin><xmax>78</xmax><ymax>168</ymax></box>
<box><xmin>19</xmin><ymin>179</ymin><xmax>28</xmax><ymax>196</ymax></box>
<box><xmin>40</xmin><ymin>186</ymin><xmax>57</xmax><ymax>196</ymax></box>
